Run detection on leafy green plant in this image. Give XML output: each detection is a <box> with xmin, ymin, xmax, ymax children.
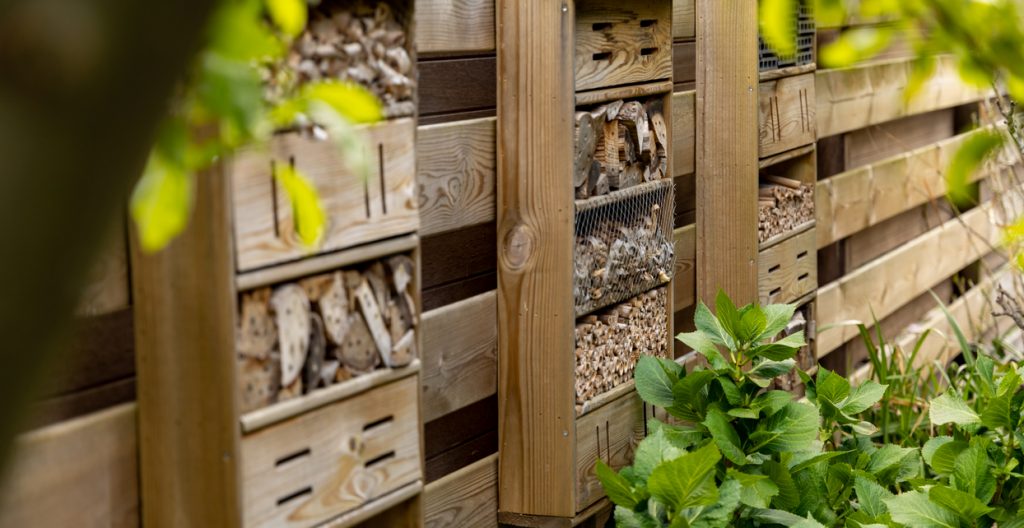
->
<box><xmin>597</xmin><ymin>292</ymin><xmax>901</xmax><ymax>527</ymax></box>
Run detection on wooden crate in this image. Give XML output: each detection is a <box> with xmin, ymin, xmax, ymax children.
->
<box><xmin>231</xmin><ymin>119</ymin><xmax>419</xmax><ymax>272</ymax></box>
<box><xmin>759</xmin><ymin>148</ymin><xmax>816</xmax><ymax>246</ymax></box>
<box><xmin>575</xmin><ymin>0</ymin><xmax>673</xmax><ymax>93</ymax></box>
<box><xmin>758</xmin><ymin>225</ymin><xmax>817</xmax><ymax>305</ymax></box>
<box><xmin>241</xmin><ymin>375</ymin><xmax>422</xmax><ymax>527</ymax></box>
<box><xmin>758</xmin><ymin>73</ymin><xmax>816</xmax><ymax>158</ymax></box>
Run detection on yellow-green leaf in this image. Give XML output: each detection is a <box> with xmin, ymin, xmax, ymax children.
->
<box><xmin>274</xmin><ymin>163</ymin><xmax>326</xmax><ymax>248</ymax></box>
<box><xmin>303</xmin><ymin>81</ymin><xmax>384</xmax><ymax>125</ymax></box>
<box><xmin>947</xmin><ymin>130</ymin><xmax>1004</xmax><ymax>208</ymax></box>
<box><xmin>266</xmin><ymin>0</ymin><xmax>307</xmax><ymax>38</ymax></box>
<box><xmin>130</xmin><ymin>153</ymin><xmax>195</xmax><ymax>253</ymax></box>
<box><xmin>760</xmin><ymin>0</ymin><xmax>797</xmax><ymax>58</ymax></box>
<box><xmin>820</xmin><ymin>27</ymin><xmax>892</xmax><ymax>68</ymax></box>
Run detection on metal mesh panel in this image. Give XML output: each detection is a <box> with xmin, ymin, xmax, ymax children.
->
<box><xmin>573</xmin><ymin>179</ymin><xmax>675</xmax><ymax>317</ymax></box>
<box><xmin>758</xmin><ymin>0</ymin><xmax>816</xmax><ymax>73</ymax></box>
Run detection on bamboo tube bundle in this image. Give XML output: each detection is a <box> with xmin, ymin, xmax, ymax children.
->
<box><xmin>758</xmin><ymin>175</ymin><xmax>814</xmax><ymax>243</ymax></box>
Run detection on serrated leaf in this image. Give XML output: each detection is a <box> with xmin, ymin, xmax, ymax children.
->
<box><xmin>922</xmin><ymin>436</ymin><xmax>954</xmax><ymax>468</ymax></box>
<box><xmin>981</xmin><ymin>393</ymin><xmax>1012</xmax><ymax>429</ymax></box>
<box><xmin>930</xmin><ymin>440</ymin><xmax>969</xmax><ymax>475</ymax></box>
<box><xmin>752</xmin><ymin>390</ymin><xmax>793</xmax><ymax>416</ymax></box>
<box><xmin>694</xmin><ymin>301</ymin><xmax>729</xmax><ymax>347</ymax></box>
<box><xmin>715</xmin><ymin>291</ymin><xmax>742</xmax><ymax>344</ymax></box>
<box><xmin>884</xmin><ymin>491</ymin><xmax>958</xmax><ymax>528</ymax></box>
<box><xmin>635</xmin><ymin>356</ymin><xmax>682</xmax><ymax>408</ymax></box>
<box><xmin>930</xmin><ymin>392</ymin><xmax>980</xmax><ymax>426</ymax></box>
<box><xmin>754</xmin><ymin>331</ymin><xmax>805</xmax><ymax>361</ymax></box>
<box><xmin>748</xmin><ymin>508</ymin><xmax>807</xmax><ymax>525</ymax></box>
<box><xmin>727</xmin><ymin>407</ymin><xmax>758</xmax><ymax>419</ymax></box>
<box><xmin>929</xmin><ymin>484</ymin><xmax>993</xmax><ymax>521</ymax></box>
<box><xmin>265</xmin><ymin>0</ymin><xmax>307</xmax><ymax>37</ymax></box>
<box><xmin>648</xmin><ymin>444</ymin><xmax>721</xmax><ymax>511</ymax></box>
<box><xmin>714</xmin><ymin>377</ymin><xmax>742</xmax><ymax>406</ymax></box>
<box><xmin>728</xmin><ymin>469</ymin><xmax>779</xmax><ymax>508</ymax></box>
<box><xmin>690</xmin><ymin>478</ymin><xmax>742</xmax><ymax>528</ymax></box>
<box><xmin>634</xmin><ymin>427</ymin><xmax>684</xmax><ymax>481</ymax></box>
<box><xmin>816</xmin><ymin>368</ymin><xmax>851</xmax><ymax>405</ymax></box>
<box><xmin>650</xmin><ymin>420</ymin><xmax>704</xmax><ymax>451</ymax></box>
<box><xmin>749</xmin><ymin>401</ymin><xmax>819</xmax><ymax>454</ymax></box>
<box><xmin>759</xmin><ymin>304</ymin><xmax>797</xmax><ymax>341</ymax></box>
<box><xmin>850</xmin><ymin>421</ymin><xmax>878</xmax><ymax>436</ymax></box>
<box><xmin>704</xmin><ymin>409</ymin><xmax>747</xmax><ymax>466</ymax></box>
<box><xmin>748</xmin><ymin>359</ymin><xmax>796</xmax><ymax>387</ymax></box>
<box><xmin>763</xmin><ymin>460</ymin><xmax>800</xmax><ymax>510</ymax></box>
<box><xmin>738</xmin><ymin>305</ymin><xmax>768</xmax><ymax>343</ymax></box>
<box><xmin>614</xmin><ymin>507</ymin><xmax>660</xmax><ymax>528</ymax></box>
<box><xmin>670</xmin><ymin>370</ymin><xmax>716</xmax><ymax>421</ymax></box>
<box><xmin>677</xmin><ymin>331</ymin><xmax>729</xmax><ymax>371</ymax></box>
<box><xmin>842</xmin><ymin>381</ymin><xmax>888</xmax><ymax>415</ymax></box>
<box><xmin>952</xmin><ymin>446</ymin><xmax>996</xmax><ymax>503</ymax></box>
<box><xmin>854</xmin><ymin>475</ymin><xmax>892</xmax><ymax>518</ymax></box>
<box><xmin>947</xmin><ymin>130</ymin><xmax>1004</xmax><ymax>208</ymax></box>
<box><xmin>792</xmin><ymin>515</ymin><xmax>827</xmax><ymax>528</ymax></box>
<box><xmin>868</xmin><ymin>445</ymin><xmax>917</xmax><ymax>485</ymax></box>
<box><xmin>596</xmin><ymin>459</ymin><xmax>639</xmax><ymax>509</ymax></box>
<box><xmin>790</xmin><ymin>450</ymin><xmax>850</xmax><ymax>474</ymax></box>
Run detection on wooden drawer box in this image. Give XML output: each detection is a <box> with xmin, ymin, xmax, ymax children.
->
<box><xmin>759</xmin><ymin>73</ymin><xmax>816</xmax><ymax>158</ymax></box>
<box><xmin>759</xmin><ymin>226</ymin><xmax>817</xmax><ymax>305</ymax></box>
<box><xmin>231</xmin><ymin>118</ymin><xmax>419</xmax><ymax>272</ymax></box>
<box><xmin>575</xmin><ymin>0</ymin><xmax>672</xmax><ymax>93</ymax></box>
<box><xmin>240</xmin><ymin>375</ymin><xmax>422</xmax><ymax>527</ymax></box>
<box><xmin>575</xmin><ymin>389</ymin><xmax>648</xmax><ymax>513</ymax></box>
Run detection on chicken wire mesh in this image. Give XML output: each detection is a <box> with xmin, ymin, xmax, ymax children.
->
<box><xmin>573</xmin><ymin>178</ymin><xmax>675</xmax><ymax>317</ymax></box>
<box><xmin>758</xmin><ymin>0</ymin><xmax>815</xmax><ymax>72</ymax></box>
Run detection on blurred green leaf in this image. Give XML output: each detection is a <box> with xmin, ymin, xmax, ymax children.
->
<box><xmin>206</xmin><ymin>0</ymin><xmax>282</xmax><ymax>61</ymax></box>
<box><xmin>131</xmin><ymin>152</ymin><xmax>194</xmax><ymax>253</ymax></box>
<box><xmin>946</xmin><ymin>130</ymin><xmax>1003</xmax><ymax>208</ymax></box>
<box><xmin>303</xmin><ymin>81</ymin><xmax>384</xmax><ymax>125</ymax></box>
<box><xmin>266</xmin><ymin>0</ymin><xmax>307</xmax><ymax>38</ymax></box>
<box><xmin>820</xmin><ymin>27</ymin><xmax>892</xmax><ymax>68</ymax></box>
<box><xmin>760</xmin><ymin>0</ymin><xmax>797</xmax><ymax>58</ymax></box>
<box><xmin>274</xmin><ymin>163</ymin><xmax>326</xmax><ymax>248</ymax></box>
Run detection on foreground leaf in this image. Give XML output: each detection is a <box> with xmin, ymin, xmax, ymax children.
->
<box><xmin>929</xmin><ymin>485</ymin><xmax>993</xmax><ymax>521</ymax></box>
<box><xmin>854</xmin><ymin>475</ymin><xmax>893</xmax><ymax>518</ymax></box>
<box><xmin>749</xmin><ymin>402</ymin><xmax>819</xmax><ymax>453</ymax></box>
<box><xmin>131</xmin><ymin>152</ymin><xmax>194</xmax><ymax>253</ymax></box>
<box><xmin>884</xmin><ymin>491</ymin><xmax>958</xmax><ymax>528</ymax></box>
<box><xmin>929</xmin><ymin>392</ymin><xmax>980</xmax><ymax>426</ymax></box>
<box><xmin>648</xmin><ymin>444</ymin><xmax>722</xmax><ymax>512</ymax></box>
<box><xmin>274</xmin><ymin>164</ymin><xmax>326</xmax><ymax>247</ymax></box>
<box><xmin>596</xmin><ymin>459</ymin><xmax>639</xmax><ymax>509</ymax></box>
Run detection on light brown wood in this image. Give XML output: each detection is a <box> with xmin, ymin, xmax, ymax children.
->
<box><xmin>415</xmin><ymin>0</ymin><xmax>495</xmax><ymax>54</ymax></box>
<box><xmin>758</xmin><ymin>227</ymin><xmax>817</xmax><ymax>305</ymax></box>
<box><xmin>574</xmin><ymin>80</ymin><xmax>673</xmax><ymax>106</ymax></box>
<box><xmin>843</xmin><ymin>109</ymin><xmax>954</xmax><ymax>170</ymax></box>
<box><xmin>418</xmin><ymin>118</ymin><xmax>496</xmax><ymax>236</ymax></box>
<box><xmin>673</xmin><ymin>224</ymin><xmax>697</xmax><ymax>312</ymax></box>
<box><xmin>759</xmin><ymin>73</ymin><xmax>816</xmax><ymax>158</ymax></box>
<box><xmin>241</xmin><ymin>376</ymin><xmax>422</xmax><ymax>527</ymax></box>
<box><xmin>817</xmin><ymin>55</ymin><xmax>986</xmax><ymax>138</ymax></box>
<box><xmin>696</xmin><ymin>0</ymin><xmax>759</xmax><ymax>305</ymax></box>
<box><xmin>130</xmin><ymin>163</ymin><xmax>242</xmax><ymax>526</ymax></box>
<box><xmin>672</xmin><ymin>0</ymin><xmax>695</xmax><ymax>39</ymax></box>
<box><xmin>497</xmin><ymin>0</ymin><xmax>576</xmax><ymax>518</ymax></box>
<box><xmin>575</xmin><ymin>0</ymin><xmax>673</xmax><ymax>92</ymax></box>
<box><xmin>231</xmin><ymin>118</ymin><xmax>419</xmax><ymax>272</ymax></box>
<box><xmin>423</xmin><ymin>454</ymin><xmax>498</xmax><ymax>528</ymax></box>
<box><xmin>76</xmin><ymin>220</ymin><xmax>130</xmax><ymax>317</ymax></box>
<box><xmin>671</xmin><ymin>90</ymin><xmax>696</xmax><ymax>177</ymax></box>
<box><xmin>0</xmin><ymin>404</ymin><xmax>138</xmax><ymax>528</ymax></box>
<box><xmin>326</xmin><ymin>482</ymin><xmax>424</xmax><ymax>528</ymax></box>
<box><xmin>420</xmin><ymin>291</ymin><xmax>497</xmax><ymax>422</ymax></box>
<box><xmin>574</xmin><ymin>391</ymin><xmax>646</xmax><ymax>512</ymax></box>
<box><xmin>843</xmin><ymin>205</ymin><xmax>952</xmax><ymax>270</ymax></box>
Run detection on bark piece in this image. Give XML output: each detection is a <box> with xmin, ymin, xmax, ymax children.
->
<box><xmin>303</xmin><ymin>313</ymin><xmax>328</xmax><ymax>392</ymax></box>
<box><xmin>237</xmin><ymin>288</ymin><xmax>277</xmax><ymax>360</ymax></box>
<box><xmin>237</xmin><ymin>356</ymin><xmax>280</xmax><ymax>414</ymax></box>
<box><xmin>337</xmin><ymin>311</ymin><xmax>380</xmax><ymax>373</ymax></box>
<box><xmin>355</xmin><ymin>279</ymin><xmax>392</xmax><ymax>362</ymax></box>
<box><xmin>574</xmin><ymin>112</ymin><xmax>597</xmax><ymax>188</ymax></box>
<box><xmin>389</xmin><ymin>329</ymin><xmax>415</xmax><ymax>368</ymax></box>
<box><xmin>270</xmin><ymin>284</ymin><xmax>311</xmax><ymax>387</ymax></box>
<box><xmin>319</xmin><ymin>272</ymin><xmax>351</xmax><ymax>346</ymax></box>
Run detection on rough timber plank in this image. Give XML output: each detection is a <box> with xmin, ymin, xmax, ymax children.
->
<box><xmin>673</xmin><ymin>225</ymin><xmax>697</xmax><ymax>312</ymax></box>
<box><xmin>843</xmin><ymin>204</ymin><xmax>952</xmax><ymax>270</ymax></box>
<box><xmin>843</xmin><ymin>109</ymin><xmax>954</xmax><ymax>170</ymax></box>
<box><xmin>673</xmin><ymin>0</ymin><xmax>696</xmax><ymax>39</ymax></box>
<box><xmin>0</xmin><ymin>404</ymin><xmax>138</xmax><ymax>528</ymax></box>
<box><xmin>424</xmin><ymin>454</ymin><xmax>498</xmax><ymax>528</ymax></box>
<box><xmin>759</xmin><ymin>73</ymin><xmax>816</xmax><ymax>158</ymax></box>
<box><xmin>421</xmin><ymin>291</ymin><xmax>498</xmax><ymax>422</ymax></box>
<box><xmin>496</xmin><ymin>0</ymin><xmax>576</xmax><ymax>518</ymax></box>
<box><xmin>418</xmin><ymin>118</ymin><xmax>497</xmax><ymax>236</ymax></box>
<box><xmin>575</xmin><ymin>392</ymin><xmax>646</xmax><ymax>512</ymax></box>
<box><xmin>816</xmin><ymin>193</ymin><xmax>1014</xmax><ymax>356</ymax></box>
<box><xmin>672</xmin><ymin>90</ymin><xmax>696</xmax><ymax>177</ymax></box>
<box><xmin>817</xmin><ymin>55</ymin><xmax>986</xmax><ymax>138</ymax></box>
<box><xmin>416</xmin><ymin>0</ymin><xmax>495</xmax><ymax>55</ymax></box>
<box><xmin>574</xmin><ymin>1</ymin><xmax>673</xmax><ymax>92</ymax></box>
<box><xmin>696</xmin><ymin>0</ymin><xmax>759</xmax><ymax>305</ymax></box>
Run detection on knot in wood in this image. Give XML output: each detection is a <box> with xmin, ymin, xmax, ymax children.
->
<box><xmin>503</xmin><ymin>224</ymin><xmax>534</xmax><ymax>270</ymax></box>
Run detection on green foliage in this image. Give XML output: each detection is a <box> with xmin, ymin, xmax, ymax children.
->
<box><xmin>132</xmin><ymin>0</ymin><xmax>382</xmax><ymax>252</ymax></box>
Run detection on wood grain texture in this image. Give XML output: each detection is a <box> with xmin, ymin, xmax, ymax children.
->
<box><xmin>419</xmin><ymin>57</ymin><xmax>498</xmax><ymax>118</ymax></box>
<box><xmin>673</xmin><ymin>224</ymin><xmax>696</xmax><ymax>312</ymax></box>
<box><xmin>29</xmin><ymin>377</ymin><xmax>136</xmax><ymax>431</ymax></box>
<box><xmin>843</xmin><ymin>204</ymin><xmax>952</xmax><ymax>270</ymax></box>
<box><xmin>574</xmin><ymin>392</ymin><xmax>646</xmax><ymax>512</ymax></box>
<box><xmin>416</xmin><ymin>0</ymin><xmax>495</xmax><ymax>55</ymax></box>
<box><xmin>0</xmin><ymin>404</ymin><xmax>138</xmax><ymax>528</ymax></box>
<box><xmin>672</xmin><ymin>90</ymin><xmax>696</xmax><ymax>177</ymax></box>
<box><xmin>817</xmin><ymin>55</ymin><xmax>986</xmax><ymax>138</ymax></box>
<box><xmin>843</xmin><ymin>109</ymin><xmax>954</xmax><ymax>170</ymax></box>
<box><xmin>421</xmin><ymin>291</ymin><xmax>497</xmax><ymax>422</ymax></box>
<box><xmin>758</xmin><ymin>227</ymin><xmax>817</xmax><ymax>305</ymax></box>
<box><xmin>130</xmin><ymin>164</ymin><xmax>242</xmax><ymax>526</ymax></box>
<box><xmin>496</xmin><ymin>0</ymin><xmax>576</xmax><ymax>517</ymax></box>
<box><xmin>423</xmin><ymin>454</ymin><xmax>498</xmax><ymax>528</ymax></box>
<box><xmin>241</xmin><ymin>377</ymin><xmax>422</xmax><ymax>527</ymax></box>
<box><xmin>418</xmin><ymin>118</ymin><xmax>497</xmax><ymax>236</ymax></box>
<box><xmin>673</xmin><ymin>0</ymin><xmax>695</xmax><ymax>39</ymax></box>
<box><xmin>816</xmin><ymin>192</ymin><xmax>1015</xmax><ymax>356</ymax></box>
<box><xmin>231</xmin><ymin>119</ymin><xmax>419</xmax><ymax>272</ymax></box>
<box><xmin>696</xmin><ymin>0</ymin><xmax>759</xmax><ymax>305</ymax></box>
<box><xmin>759</xmin><ymin>73</ymin><xmax>816</xmax><ymax>158</ymax></box>
<box><xmin>574</xmin><ymin>0</ymin><xmax>673</xmax><ymax>92</ymax></box>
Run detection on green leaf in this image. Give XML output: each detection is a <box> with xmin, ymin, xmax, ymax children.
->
<box><xmin>728</xmin><ymin>469</ymin><xmax>779</xmax><ymax>508</ymax></box>
<box><xmin>921</xmin><ymin>436</ymin><xmax>954</xmax><ymax>468</ymax></box>
<box><xmin>690</xmin><ymin>478</ymin><xmax>742</xmax><ymax>528</ymax></box>
<box><xmin>677</xmin><ymin>331</ymin><xmax>729</xmax><ymax>371</ymax></box>
<box><xmin>929</xmin><ymin>440</ymin><xmax>969</xmax><ymax>475</ymax></box>
<box><xmin>749</xmin><ymin>402</ymin><xmax>819</xmax><ymax>454</ymax></box>
<box><xmin>952</xmin><ymin>446</ymin><xmax>996</xmax><ymax>503</ymax></box>
<box><xmin>596</xmin><ymin>459</ymin><xmax>639</xmax><ymax>509</ymax></box>
<box><xmin>704</xmin><ymin>409</ymin><xmax>747</xmax><ymax>465</ymax></box>
<box><xmin>883</xmin><ymin>491</ymin><xmax>959</xmax><ymax>528</ymax></box>
<box><xmin>650</xmin><ymin>420</ymin><xmax>704</xmax><ymax>451</ymax></box>
<box><xmin>842</xmin><ymin>381</ymin><xmax>887</xmax><ymax>415</ymax></box>
<box><xmin>790</xmin><ymin>450</ymin><xmax>850</xmax><ymax>474</ymax></box>
<box><xmin>748</xmin><ymin>359</ymin><xmax>796</xmax><ymax>387</ymax></box>
<box><xmin>714</xmin><ymin>291</ymin><xmax>743</xmax><ymax>344</ymax></box>
<box><xmin>760</xmin><ymin>0</ymin><xmax>797</xmax><ymax>57</ymax></box>
<box><xmin>131</xmin><ymin>150</ymin><xmax>194</xmax><ymax>253</ymax></box>
<box><xmin>947</xmin><ymin>130</ymin><xmax>1004</xmax><ymax>207</ymax></box>
<box><xmin>635</xmin><ymin>356</ymin><xmax>682</xmax><ymax>408</ymax></box>
<box><xmin>714</xmin><ymin>377</ymin><xmax>742</xmax><ymax>406</ymax></box>
<box><xmin>274</xmin><ymin>163</ymin><xmax>326</xmax><ymax>247</ymax></box>
<box><xmin>694</xmin><ymin>301</ymin><xmax>729</xmax><ymax>347</ymax></box>
<box><xmin>648</xmin><ymin>444</ymin><xmax>722</xmax><ymax>512</ymax></box>
<box><xmin>614</xmin><ymin>507</ymin><xmax>660</xmax><ymax>528</ymax></box>
<box><xmin>738</xmin><ymin>305</ymin><xmax>768</xmax><ymax>344</ymax></box>
<box><xmin>930</xmin><ymin>392</ymin><xmax>980</xmax><ymax>426</ymax></box>
<box><xmin>928</xmin><ymin>485</ymin><xmax>993</xmax><ymax>521</ymax></box>
<box><xmin>633</xmin><ymin>426</ymin><xmax>684</xmax><ymax>481</ymax></box>
<box><xmin>854</xmin><ymin>475</ymin><xmax>892</xmax><ymax>518</ymax></box>
<box><xmin>748</xmin><ymin>508</ymin><xmax>808</xmax><ymax>526</ymax></box>
<box><xmin>727</xmin><ymin>407</ymin><xmax>759</xmax><ymax>419</ymax></box>
<box><xmin>820</xmin><ymin>26</ymin><xmax>892</xmax><ymax>68</ymax></box>
<box><xmin>758</xmin><ymin>304</ymin><xmax>796</xmax><ymax>341</ymax></box>
<box><xmin>981</xmin><ymin>393</ymin><xmax>1013</xmax><ymax>429</ymax></box>
<box><xmin>303</xmin><ymin>81</ymin><xmax>383</xmax><ymax>125</ymax></box>
<box><xmin>265</xmin><ymin>0</ymin><xmax>307</xmax><ymax>37</ymax></box>
<box><xmin>791</xmin><ymin>515</ymin><xmax>827</xmax><ymax>528</ymax></box>
<box><xmin>850</xmin><ymin>421</ymin><xmax>878</xmax><ymax>436</ymax></box>
<box><xmin>867</xmin><ymin>445</ymin><xmax>917</xmax><ymax>485</ymax></box>
<box><xmin>754</xmin><ymin>331</ymin><xmax>806</xmax><ymax>361</ymax></box>
<box><xmin>763</xmin><ymin>460</ymin><xmax>800</xmax><ymax>510</ymax></box>
<box><xmin>752</xmin><ymin>390</ymin><xmax>793</xmax><ymax>416</ymax></box>
<box><xmin>816</xmin><ymin>368</ymin><xmax>851</xmax><ymax>405</ymax></box>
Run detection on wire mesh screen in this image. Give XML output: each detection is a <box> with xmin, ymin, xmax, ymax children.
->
<box><xmin>758</xmin><ymin>0</ymin><xmax>815</xmax><ymax>72</ymax></box>
<box><xmin>574</xmin><ymin>179</ymin><xmax>675</xmax><ymax>317</ymax></box>
<box><xmin>575</xmin><ymin>287</ymin><xmax>669</xmax><ymax>408</ymax></box>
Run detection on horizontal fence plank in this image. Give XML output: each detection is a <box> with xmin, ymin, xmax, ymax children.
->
<box><xmin>816</xmin><ymin>188</ymin><xmax>1019</xmax><ymax>356</ymax></box>
<box><xmin>672</xmin><ymin>90</ymin><xmax>696</xmax><ymax>177</ymax></box>
<box><xmin>418</xmin><ymin>118</ymin><xmax>496</xmax><ymax>236</ymax></box>
<box><xmin>415</xmin><ymin>0</ymin><xmax>495</xmax><ymax>55</ymax></box>
<box><xmin>0</xmin><ymin>404</ymin><xmax>138</xmax><ymax>528</ymax></box>
<box><xmin>424</xmin><ymin>453</ymin><xmax>498</xmax><ymax>528</ymax></box>
<box><xmin>673</xmin><ymin>0</ymin><xmax>695</xmax><ymax>40</ymax></box>
<box><xmin>817</xmin><ymin>55</ymin><xmax>986</xmax><ymax>137</ymax></box>
<box><xmin>843</xmin><ymin>109</ymin><xmax>954</xmax><ymax>170</ymax></box>
<box><xmin>421</xmin><ymin>291</ymin><xmax>497</xmax><ymax>422</ymax></box>
<box><xmin>673</xmin><ymin>224</ymin><xmax>696</xmax><ymax>312</ymax></box>
<box><xmin>816</xmin><ymin>128</ymin><xmax>1012</xmax><ymax>248</ymax></box>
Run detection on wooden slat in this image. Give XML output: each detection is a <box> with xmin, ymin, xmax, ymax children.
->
<box><xmin>672</xmin><ymin>90</ymin><xmax>696</xmax><ymax>177</ymax></box>
<box><xmin>843</xmin><ymin>204</ymin><xmax>952</xmax><ymax>270</ymax></box>
<box><xmin>843</xmin><ymin>109</ymin><xmax>954</xmax><ymax>170</ymax></box>
<box><xmin>673</xmin><ymin>0</ymin><xmax>695</xmax><ymax>39</ymax></box>
<box><xmin>0</xmin><ymin>404</ymin><xmax>138</xmax><ymax>528</ymax></box>
<box><xmin>574</xmin><ymin>391</ymin><xmax>645</xmax><ymax>512</ymax></box>
<box><xmin>418</xmin><ymin>118</ymin><xmax>497</xmax><ymax>236</ymax></box>
<box><xmin>758</xmin><ymin>228</ymin><xmax>817</xmax><ymax>305</ymax></box>
<box><xmin>76</xmin><ymin>222</ymin><xmax>129</xmax><ymax>317</ymax></box>
<box><xmin>415</xmin><ymin>0</ymin><xmax>495</xmax><ymax>55</ymax></box>
<box><xmin>573</xmin><ymin>1</ymin><xmax>673</xmax><ymax>92</ymax></box>
<box><xmin>816</xmin><ymin>192</ymin><xmax>1014</xmax><ymax>356</ymax></box>
<box><xmin>759</xmin><ymin>73</ymin><xmax>816</xmax><ymax>158</ymax></box>
<box><xmin>419</xmin><ymin>57</ymin><xmax>498</xmax><ymax>118</ymax></box>
<box><xmin>696</xmin><ymin>0</ymin><xmax>759</xmax><ymax>305</ymax></box>
<box><xmin>421</xmin><ymin>291</ymin><xmax>497</xmax><ymax>422</ymax></box>
<box><xmin>673</xmin><ymin>225</ymin><xmax>696</xmax><ymax>312</ymax></box>
<box><xmin>816</xmin><ymin>128</ymin><xmax>1009</xmax><ymax>248</ymax></box>
<box><xmin>496</xmin><ymin>0</ymin><xmax>576</xmax><ymax>517</ymax></box>
<box><xmin>424</xmin><ymin>454</ymin><xmax>498</xmax><ymax>528</ymax></box>
<box><xmin>817</xmin><ymin>55</ymin><xmax>986</xmax><ymax>138</ymax></box>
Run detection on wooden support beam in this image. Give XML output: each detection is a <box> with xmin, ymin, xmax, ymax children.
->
<box><xmin>415</xmin><ymin>0</ymin><xmax>496</xmax><ymax>55</ymax></box>
<box><xmin>417</xmin><ymin>118</ymin><xmax>497</xmax><ymax>236</ymax></box>
<box><xmin>696</xmin><ymin>0</ymin><xmax>759</xmax><ymax>304</ymax></box>
<box><xmin>496</xmin><ymin>0</ymin><xmax>576</xmax><ymax>518</ymax></box>
<box><xmin>423</xmin><ymin>454</ymin><xmax>498</xmax><ymax>527</ymax></box>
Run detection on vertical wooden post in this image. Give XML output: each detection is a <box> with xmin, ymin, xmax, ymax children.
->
<box><xmin>130</xmin><ymin>165</ymin><xmax>242</xmax><ymax>527</ymax></box>
<box><xmin>496</xmin><ymin>0</ymin><xmax>577</xmax><ymax>518</ymax></box>
<box><xmin>695</xmin><ymin>0</ymin><xmax>759</xmax><ymax>305</ymax></box>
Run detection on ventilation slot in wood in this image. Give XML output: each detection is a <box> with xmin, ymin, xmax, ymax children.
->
<box><xmin>640</xmin><ymin>19</ymin><xmax>657</xmax><ymax>27</ymax></box>
<box><xmin>362</xmin><ymin>415</ymin><xmax>395</xmax><ymax>434</ymax></box>
<box><xmin>365</xmin><ymin>451</ymin><xmax>396</xmax><ymax>468</ymax></box>
<box><xmin>592</xmin><ymin>51</ymin><xmax>612</xmax><ymax>61</ymax></box>
<box><xmin>276</xmin><ymin>486</ymin><xmax>313</xmax><ymax>506</ymax></box>
<box><xmin>592</xmin><ymin>22</ymin><xmax>612</xmax><ymax>31</ymax></box>
<box><xmin>768</xmin><ymin>264</ymin><xmax>781</xmax><ymax>273</ymax></box>
<box><xmin>769</xmin><ymin>287</ymin><xmax>782</xmax><ymax>297</ymax></box>
<box><xmin>640</xmin><ymin>47</ymin><xmax>658</xmax><ymax>56</ymax></box>
<box><xmin>797</xmin><ymin>251</ymin><xmax>808</xmax><ymax>260</ymax></box>
<box><xmin>798</xmin><ymin>273</ymin><xmax>810</xmax><ymax>281</ymax></box>
<box><xmin>275</xmin><ymin>447</ymin><xmax>311</xmax><ymax>468</ymax></box>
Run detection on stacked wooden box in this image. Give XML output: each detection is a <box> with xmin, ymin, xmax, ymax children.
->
<box><xmin>131</xmin><ymin>1</ymin><xmax>424</xmax><ymax>526</ymax></box>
